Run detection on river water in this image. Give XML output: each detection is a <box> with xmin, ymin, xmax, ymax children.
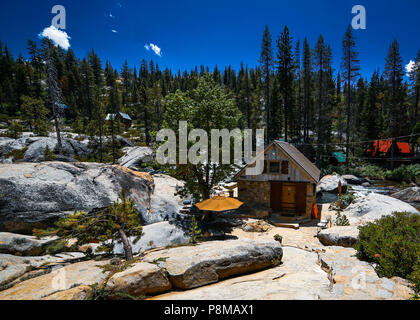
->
<box><xmin>317</xmin><ymin>181</ymin><xmax>420</xmax><ymax>209</ymax></box>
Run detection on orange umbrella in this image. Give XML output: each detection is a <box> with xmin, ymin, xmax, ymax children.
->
<box><xmin>195</xmin><ymin>196</ymin><xmax>243</xmax><ymax>212</ymax></box>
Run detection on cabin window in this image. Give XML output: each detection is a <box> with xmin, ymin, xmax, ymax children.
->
<box><xmin>269</xmin><ymin>161</ymin><xmax>280</xmax><ymax>173</ymax></box>
<box><xmin>281</xmin><ymin>161</ymin><xmax>289</xmax><ymax>174</ymax></box>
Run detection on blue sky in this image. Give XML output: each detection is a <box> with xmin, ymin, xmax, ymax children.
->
<box><xmin>0</xmin><ymin>0</ymin><xmax>419</xmax><ymax>78</ymax></box>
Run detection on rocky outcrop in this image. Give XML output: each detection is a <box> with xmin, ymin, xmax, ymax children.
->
<box><xmin>118</xmin><ymin>146</ymin><xmax>154</xmax><ymax>170</ymax></box>
<box><xmin>143</xmin><ymin>239</ymin><xmax>283</xmax><ymax>290</ymax></box>
<box><xmin>0</xmin><ymin>137</ymin><xmax>27</xmax><ymax>157</ymax></box>
<box><xmin>242</xmin><ymin>219</ymin><xmax>271</xmax><ymax>232</ymax></box>
<box><xmin>23</xmin><ymin>137</ymin><xmax>90</xmax><ymax>162</ymax></box>
<box><xmin>1</xmin><ymin>240</ymin><xmax>282</xmax><ymax>300</ymax></box>
<box><xmin>116</xmin><ymin>136</ymin><xmax>134</xmax><ymax>148</ymax></box>
<box><xmin>391</xmin><ymin>187</ymin><xmax>420</xmax><ymax>203</ymax></box>
<box><xmin>151</xmin><ymin>245</ymin><xmax>414</xmax><ymax>300</ymax></box>
<box><xmin>146</xmin><ymin>174</ymin><xmax>185</xmax><ymax>224</ymax></box>
<box><xmin>0</xmin><ymin>162</ymin><xmax>154</xmax><ymax>233</ymax></box>
<box><xmin>112</xmin><ymin>221</ymin><xmax>189</xmax><ymax>255</ymax></box>
<box><xmin>41</xmin><ymin>285</ymin><xmax>93</xmax><ymax>300</ymax></box>
<box><xmin>318</xmin><ymin>246</ymin><xmax>415</xmax><ymax>300</ymax></box>
<box><xmin>150</xmin><ymin>246</ymin><xmax>332</xmax><ymax>300</ymax></box>
<box><xmin>0</xmin><ymin>135</ymin><xmax>91</xmax><ymax>163</ymax></box>
<box><xmin>0</xmin><ymin>259</ymin><xmax>109</xmax><ymax>300</ymax></box>
<box><xmin>0</xmin><ymin>252</ymin><xmax>85</xmax><ymax>287</ymax></box>
<box><xmin>107</xmin><ymin>262</ymin><xmax>171</xmax><ymax>297</ymax></box>
<box><xmin>0</xmin><ymin>233</ymin><xmax>57</xmax><ymax>256</ymax></box>
<box><xmin>343</xmin><ymin>193</ymin><xmax>419</xmax><ymax>225</ymax></box>
<box><xmin>342</xmin><ymin>175</ymin><xmax>366</xmax><ymax>185</ymax></box>
<box><xmin>317</xmin><ymin>226</ymin><xmax>359</xmax><ymax>247</ymax></box>
<box><xmin>317</xmin><ymin>174</ymin><xmax>347</xmax><ymax>194</ymax></box>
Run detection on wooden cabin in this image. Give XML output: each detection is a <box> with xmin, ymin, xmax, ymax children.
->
<box><xmin>233</xmin><ymin>140</ymin><xmax>320</xmax><ymax>222</ymax></box>
<box><xmin>105</xmin><ymin>112</ymin><xmax>132</xmax><ymax>130</ymax></box>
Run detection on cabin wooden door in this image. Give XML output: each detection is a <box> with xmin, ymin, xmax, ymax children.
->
<box><xmin>270</xmin><ymin>182</ymin><xmax>282</xmax><ymax>212</ymax></box>
<box><xmin>281</xmin><ymin>183</ymin><xmax>296</xmax><ymax>215</ymax></box>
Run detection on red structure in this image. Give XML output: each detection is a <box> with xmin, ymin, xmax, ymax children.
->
<box><xmin>366</xmin><ymin>140</ymin><xmax>414</xmax><ymax>168</ymax></box>
<box><xmin>366</xmin><ymin>140</ymin><xmax>412</xmax><ymax>157</ymax></box>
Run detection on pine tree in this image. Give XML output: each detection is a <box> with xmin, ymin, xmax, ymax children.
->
<box><xmin>27</xmin><ymin>40</ymin><xmax>42</xmax><ymax>98</ymax></box>
<box><xmin>295</xmin><ymin>40</ymin><xmax>303</xmax><ymax>139</ymax></box>
<box><xmin>384</xmin><ymin>39</ymin><xmax>407</xmax><ymax>137</ymax></box>
<box><xmin>139</xmin><ymin>59</ymin><xmax>151</xmax><ymax>145</ymax></box>
<box><xmin>259</xmin><ymin>25</ymin><xmax>274</xmax><ymax>144</ymax></box>
<box><xmin>409</xmin><ymin>50</ymin><xmax>420</xmax><ymax>125</ymax></box>
<box><xmin>34</xmin><ymin>190</ymin><xmax>143</xmax><ymax>261</ymax></box>
<box><xmin>302</xmin><ymin>38</ymin><xmax>312</xmax><ymax>142</ymax></box>
<box><xmin>20</xmin><ymin>95</ymin><xmax>49</xmax><ymax>135</ymax></box>
<box><xmin>313</xmin><ymin>35</ymin><xmax>332</xmax><ymax>166</ymax></box>
<box><xmin>276</xmin><ymin>26</ymin><xmax>295</xmax><ymax>141</ymax></box>
<box><xmin>362</xmin><ymin>70</ymin><xmax>381</xmax><ymax>144</ymax></box>
<box><xmin>341</xmin><ymin>26</ymin><xmax>360</xmax><ymax>166</ymax></box>
<box><xmin>42</xmin><ymin>38</ymin><xmax>64</xmax><ymax>154</ymax></box>
<box><xmin>121</xmin><ymin>60</ymin><xmax>132</xmax><ymax>110</ymax></box>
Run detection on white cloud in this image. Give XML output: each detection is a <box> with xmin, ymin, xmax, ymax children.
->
<box><xmin>39</xmin><ymin>25</ymin><xmax>71</xmax><ymax>50</ymax></box>
<box><xmin>144</xmin><ymin>43</ymin><xmax>162</xmax><ymax>57</ymax></box>
<box><xmin>406</xmin><ymin>60</ymin><xmax>417</xmax><ymax>76</ymax></box>
<box><xmin>111</xmin><ymin>29</ymin><xmax>118</xmax><ymax>33</ymax></box>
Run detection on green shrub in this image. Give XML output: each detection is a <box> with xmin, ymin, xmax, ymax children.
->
<box><xmin>335</xmin><ymin>211</ymin><xmax>350</xmax><ymax>226</ymax></box>
<box><xmin>5</xmin><ymin>147</ymin><xmax>28</xmax><ymax>160</ymax></box>
<box><xmin>384</xmin><ymin>164</ymin><xmax>420</xmax><ymax>183</ymax></box>
<box><xmin>273</xmin><ymin>234</ymin><xmax>283</xmax><ymax>243</ymax></box>
<box><xmin>340</xmin><ymin>193</ymin><xmax>355</xmax><ymax>208</ymax></box>
<box><xmin>188</xmin><ymin>216</ymin><xmax>202</xmax><ymax>244</ymax></box>
<box><xmin>355</xmin><ymin>212</ymin><xmax>420</xmax><ymax>293</ymax></box>
<box><xmin>44</xmin><ymin>145</ymin><xmax>56</xmax><ymax>161</ymax></box>
<box><xmin>6</xmin><ymin>121</ymin><xmax>23</xmax><ymax>139</ymax></box>
<box><xmin>320</xmin><ymin>164</ymin><xmax>385</xmax><ymax>180</ymax></box>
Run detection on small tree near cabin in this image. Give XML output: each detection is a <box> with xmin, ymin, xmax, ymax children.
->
<box><xmin>162</xmin><ymin>74</ymin><xmax>241</xmax><ymax>200</ymax></box>
<box><xmin>34</xmin><ymin>190</ymin><xmax>143</xmax><ymax>261</ymax></box>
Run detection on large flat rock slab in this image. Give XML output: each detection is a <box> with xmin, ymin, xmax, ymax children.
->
<box><xmin>143</xmin><ymin>239</ymin><xmax>283</xmax><ymax>290</ymax></box>
<box><xmin>150</xmin><ymin>246</ymin><xmax>331</xmax><ymax>300</ymax></box>
<box><xmin>317</xmin><ymin>226</ymin><xmax>359</xmax><ymax>247</ymax></box>
<box><xmin>343</xmin><ymin>193</ymin><xmax>419</xmax><ymax>225</ymax></box>
<box><xmin>0</xmin><ymin>259</ymin><xmax>109</xmax><ymax>300</ymax></box>
<box><xmin>107</xmin><ymin>262</ymin><xmax>171</xmax><ymax>297</ymax></box>
<box><xmin>0</xmin><ymin>252</ymin><xmax>85</xmax><ymax>286</ymax></box>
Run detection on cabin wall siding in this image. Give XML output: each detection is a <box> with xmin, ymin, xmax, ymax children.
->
<box><xmin>239</xmin><ymin>144</ymin><xmax>312</xmax><ymax>183</ymax></box>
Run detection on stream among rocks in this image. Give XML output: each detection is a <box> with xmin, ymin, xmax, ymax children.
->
<box><xmin>318</xmin><ymin>179</ymin><xmax>420</xmax><ymax>210</ymax></box>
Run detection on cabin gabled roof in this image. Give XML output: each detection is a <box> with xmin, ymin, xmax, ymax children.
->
<box><xmin>233</xmin><ymin>140</ymin><xmax>320</xmax><ymax>183</ymax></box>
<box><xmin>105</xmin><ymin>112</ymin><xmax>132</xmax><ymax>121</ymax></box>
<box><xmin>119</xmin><ymin>112</ymin><xmax>132</xmax><ymax>121</ymax></box>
